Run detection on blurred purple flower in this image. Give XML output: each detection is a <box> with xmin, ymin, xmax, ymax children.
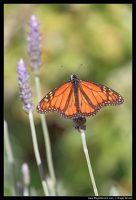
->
<box><xmin>27</xmin><ymin>15</ymin><xmax>42</xmax><ymax>72</ymax></box>
<box><xmin>21</xmin><ymin>163</ymin><xmax>30</xmax><ymax>186</ymax></box>
<box><xmin>17</xmin><ymin>59</ymin><xmax>34</xmax><ymax>112</ymax></box>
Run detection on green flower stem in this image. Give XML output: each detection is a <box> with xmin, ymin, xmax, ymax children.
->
<box><xmin>4</xmin><ymin>120</ymin><xmax>17</xmax><ymax>195</ymax></box>
<box><xmin>35</xmin><ymin>76</ymin><xmax>57</xmax><ymax>195</ymax></box>
<box><xmin>28</xmin><ymin>111</ymin><xmax>49</xmax><ymax>196</ymax></box>
<box><xmin>80</xmin><ymin>129</ymin><xmax>98</xmax><ymax>196</ymax></box>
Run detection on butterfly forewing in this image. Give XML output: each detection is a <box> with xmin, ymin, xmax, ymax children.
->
<box><xmin>37</xmin><ymin>81</ymin><xmax>77</xmax><ymax>118</ymax></box>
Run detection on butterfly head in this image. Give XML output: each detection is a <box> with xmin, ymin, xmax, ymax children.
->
<box><xmin>70</xmin><ymin>74</ymin><xmax>78</xmax><ymax>81</ymax></box>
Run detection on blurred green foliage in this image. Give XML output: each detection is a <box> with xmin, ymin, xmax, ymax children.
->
<box><xmin>4</xmin><ymin>4</ymin><xmax>132</xmax><ymax>196</ymax></box>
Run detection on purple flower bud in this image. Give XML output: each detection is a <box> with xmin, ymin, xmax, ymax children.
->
<box><xmin>21</xmin><ymin>163</ymin><xmax>30</xmax><ymax>186</ymax></box>
<box><xmin>17</xmin><ymin>59</ymin><xmax>34</xmax><ymax>112</ymax></box>
<box><xmin>27</xmin><ymin>15</ymin><xmax>42</xmax><ymax>72</ymax></box>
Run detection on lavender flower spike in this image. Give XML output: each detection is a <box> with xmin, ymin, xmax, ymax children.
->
<box><xmin>27</xmin><ymin>15</ymin><xmax>42</xmax><ymax>72</ymax></box>
<box><xmin>17</xmin><ymin>59</ymin><xmax>34</xmax><ymax>112</ymax></box>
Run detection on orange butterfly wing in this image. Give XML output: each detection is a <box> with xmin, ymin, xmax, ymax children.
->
<box><xmin>37</xmin><ymin>76</ymin><xmax>124</xmax><ymax>119</ymax></box>
<box><xmin>78</xmin><ymin>81</ymin><xmax>124</xmax><ymax>117</ymax></box>
<box><xmin>37</xmin><ymin>81</ymin><xmax>77</xmax><ymax>118</ymax></box>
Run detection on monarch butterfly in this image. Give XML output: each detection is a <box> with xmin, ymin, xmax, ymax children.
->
<box><xmin>36</xmin><ymin>74</ymin><xmax>124</xmax><ymax>120</ymax></box>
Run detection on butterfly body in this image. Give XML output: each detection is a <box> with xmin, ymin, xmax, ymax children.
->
<box><xmin>37</xmin><ymin>74</ymin><xmax>124</xmax><ymax>119</ymax></box>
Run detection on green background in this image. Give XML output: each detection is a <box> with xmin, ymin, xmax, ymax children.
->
<box><xmin>4</xmin><ymin>4</ymin><xmax>132</xmax><ymax>196</ymax></box>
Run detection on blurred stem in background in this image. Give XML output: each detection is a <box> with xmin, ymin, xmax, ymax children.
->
<box><xmin>27</xmin><ymin>15</ymin><xmax>57</xmax><ymax>195</ymax></box>
<box><xmin>4</xmin><ymin>120</ymin><xmax>17</xmax><ymax>195</ymax></box>
<box><xmin>35</xmin><ymin>76</ymin><xmax>57</xmax><ymax>195</ymax></box>
<box><xmin>28</xmin><ymin>111</ymin><xmax>49</xmax><ymax>195</ymax></box>
<box><xmin>17</xmin><ymin>58</ymin><xmax>49</xmax><ymax>196</ymax></box>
